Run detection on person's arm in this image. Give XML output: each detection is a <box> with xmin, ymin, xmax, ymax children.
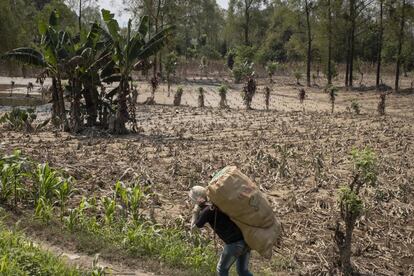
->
<box><xmin>190</xmin><ymin>205</ymin><xmax>202</xmax><ymax>229</ymax></box>
<box><xmin>195</xmin><ymin>205</ymin><xmax>212</xmax><ymax>228</ymax></box>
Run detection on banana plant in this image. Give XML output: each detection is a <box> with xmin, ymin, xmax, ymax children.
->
<box><xmin>99</xmin><ymin>9</ymin><xmax>174</xmax><ymax>134</ymax></box>
<box><xmin>66</xmin><ymin>22</ymin><xmax>113</xmax><ymax>131</ymax></box>
<box><xmin>1</xmin><ymin>11</ymin><xmax>71</xmax><ymax>126</ymax></box>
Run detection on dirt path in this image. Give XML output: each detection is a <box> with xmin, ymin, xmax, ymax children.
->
<box><xmin>34</xmin><ymin>238</ymin><xmax>158</xmax><ymax>276</ymax></box>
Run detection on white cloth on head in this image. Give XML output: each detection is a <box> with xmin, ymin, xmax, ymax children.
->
<box><xmin>188</xmin><ymin>186</ymin><xmax>207</xmax><ymax>203</ymax></box>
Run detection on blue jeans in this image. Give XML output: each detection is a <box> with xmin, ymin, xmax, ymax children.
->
<box><xmin>216</xmin><ymin>240</ymin><xmax>253</xmax><ymax>276</ymax></box>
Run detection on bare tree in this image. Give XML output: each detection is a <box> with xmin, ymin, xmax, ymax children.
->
<box><xmin>305</xmin><ymin>0</ymin><xmax>313</xmax><ymax>87</ymax></box>
<box><xmin>376</xmin><ymin>0</ymin><xmax>384</xmax><ymax>89</ymax></box>
<box><xmin>327</xmin><ymin>0</ymin><xmax>333</xmax><ymax>85</ymax></box>
<box><xmin>395</xmin><ymin>0</ymin><xmax>407</xmax><ymax>92</ymax></box>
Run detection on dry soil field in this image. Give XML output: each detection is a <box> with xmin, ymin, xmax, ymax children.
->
<box><xmin>0</xmin><ymin>73</ymin><xmax>413</xmax><ymax>275</ymax></box>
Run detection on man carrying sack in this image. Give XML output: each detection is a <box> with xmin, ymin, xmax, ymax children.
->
<box><xmin>189</xmin><ymin>166</ymin><xmax>282</xmax><ymax>276</ymax></box>
<box><xmin>189</xmin><ymin>185</ymin><xmax>253</xmax><ymax>276</ymax></box>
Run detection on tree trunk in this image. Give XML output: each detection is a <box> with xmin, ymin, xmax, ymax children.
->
<box><xmin>79</xmin><ymin>0</ymin><xmax>82</xmax><ymax>33</ymax></box>
<box><xmin>51</xmin><ymin>77</ymin><xmax>59</xmax><ymax>120</ymax></box>
<box><xmin>327</xmin><ymin>0</ymin><xmax>332</xmax><ymax>85</ymax></box>
<box><xmin>341</xmin><ymin>219</ymin><xmax>355</xmax><ymax>275</ymax></box>
<box><xmin>395</xmin><ymin>0</ymin><xmax>406</xmax><ymax>92</ymax></box>
<box><xmin>244</xmin><ymin>2</ymin><xmax>250</xmax><ymax>46</ymax></box>
<box><xmin>349</xmin><ymin>22</ymin><xmax>355</xmax><ymax>87</ymax></box>
<box><xmin>113</xmin><ymin>79</ymin><xmax>129</xmax><ymax>134</ymax></box>
<box><xmin>348</xmin><ymin>0</ymin><xmax>356</xmax><ymax>88</ymax></box>
<box><xmin>305</xmin><ymin>0</ymin><xmax>312</xmax><ymax>87</ymax></box>
<box><xmin>70</xmin><ymin>78</ymin><xmax>82</xmax><ymax>132</ymax></box>
<box><xmin>83</xmin><ymin>86</ymin><xmax>98</xmax><ymax>126</ymax></box>
<box><xmin>376</xmin><ymin>0</ymin><xmax>383</xmax><ymax>89</ymax></box>
<box><xmin>56</xmin><ymin>76</ymin><xmax>67</xmax><ymax>126</ymax></box>
<box><xmin>345</xmin><ymin>42</ymin><xmax>350</xmax><ymax>87</ymax></box>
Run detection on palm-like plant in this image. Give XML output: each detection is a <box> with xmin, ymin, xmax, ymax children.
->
<box><xmin>99</xmin><ymin>9</ymin><xmax>173</xmax><ymax>134</ymax></box>
<box><xmin>1</xmin><ymin>11</ymin><xmax>71</xmax><ymax>126</ymax></box>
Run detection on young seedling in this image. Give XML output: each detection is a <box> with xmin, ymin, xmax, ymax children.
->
<box><xmin>173</xmin><ymin>86</ymin><xmax>184</xmax><ymax>106</ymax></box>
<box><xmin>10</xmin><ymin>81</ymin><xmax>15</xmax><ymax>97</ymax></box>
<box><xmin>199</xmin><ymin>56</ymin><xmax>208</xmax><ymax>78</ymax></box>
<box><xmin>298</xmin><ymin>88</ymin><xmax>306</xmax><ymax>104</ymax></box>
<box><xmin>0</xmin><ymin>149</ymin><xmax>27</xmax><ymax>209</ymax></box>
<box><xmin>264</xmin><ymin>86</ymin><xmax>271</xmax><ymax>111</ymax></box>
<box><xmin>218</xmin><ymin>85</ymin><xmax>228</xmax><ymax>109</ymax></box>
<box><xmin>351</xmin><ymin>100</ymin><xmax>361</xmax><ymax>115</ymax></box>
<box><xmin>242</xmin><ymin>75</ymin><xmax>256</xmax><ymax>110</ymax></box>
<box><xmin>164</xmin><ymin>52</ymin><xmax>178</xmax><ymax>97</ymax></box>
<box><xmin>55</xmin><ymin>177</ymin><xmax>74</xmax><ymax>222</ymax></box>
<box><xmin>101</xmin><ymin>196</ymin><xmax>116</xmax><ymax>225</ymax></box>
<box><xmin>150</xmin><ymin>76</ymin><xmax>159</xmax><ymax>99</ymax></box>
<box><xmin>266</xmin><ymin>61</ymin><xmax>278</xmax><ymax>84</ymax></box>
<box><xmin>327</xmin><ymin>85</ymin><xmax>338</xmax><ymax>113</ymax></box>
<box><xmin>226</xmin><ymin>50</ymin><xmax>235</xmax><ymax>70</ymax></box>
<box><xmin>313</xmin><ymin>152</ymin><xmax>324</xmax><ymax>184</ymax></box>
<box><xmin>356</xmin><ymin>59</ymin><xmax>364</xmax><ymax>87</ymax></box>
<box><xmin>274</xmin><ymin>144</ymin><xmax>293</xmax><ymax>178</ymax></box>
<box><xmin>26</xmin><ymin>82</ymin><xmax>34</xmax><ymax>97</ymax></box>
<box><xmin>335</xmin><ymin>148</ymin><xmax>377</xmax><ymax>275</ymax></box>
<box><xmin>198</xmin><ymin>87</ymin><xmax>205</xmax><ymax>108</ymax></box>
<box><xmin>377</xmin><ymin>93</ymin><xmax>386</xmax><ymax>116</ymax></box>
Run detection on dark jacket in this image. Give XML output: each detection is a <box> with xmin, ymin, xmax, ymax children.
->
<box><xmin>195</xmin><ymin>203</ymin><xmax>244</xmax><ymax>244</ymax></box>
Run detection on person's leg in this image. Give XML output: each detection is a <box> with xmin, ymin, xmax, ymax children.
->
<box><xmin>236</xmin><ymin>243</ymin><xmax>253</xmax><ymax>276</ymax></box>
<box><xmin>217</xmin><ymin>241</ymin><xmax>245</xmax><ymax>276</ymax></box>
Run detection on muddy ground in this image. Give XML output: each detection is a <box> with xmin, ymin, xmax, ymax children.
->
<box><xmin>0</xmin><ymin>72</ymin><xmax>413</xmax><ymax>275</ymax></box>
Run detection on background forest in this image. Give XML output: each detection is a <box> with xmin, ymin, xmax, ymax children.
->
<box><xmin>1</xmin><ymin>0</ymin><xmax>413</xmax><ymax>84</ymax></box>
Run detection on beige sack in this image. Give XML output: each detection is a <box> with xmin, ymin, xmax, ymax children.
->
<box><xmin>207</xmin><ymin>166</ymin><xmax>281</xmax><ymax>259</ymax></box>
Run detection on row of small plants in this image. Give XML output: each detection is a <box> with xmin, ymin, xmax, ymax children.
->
<box><xmin>0</xmin><ymin>150</ymin><xmax>217</xmax><ymax>274</ymax></box>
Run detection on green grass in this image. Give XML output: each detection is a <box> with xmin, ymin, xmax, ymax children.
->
<box><xmin>0</xmin><ymin>223</ymin><xmax>81</xmax><ymax>276</ymax></box>
<box><xmin>66</xmin><ymin>217</ymin><xmax>217</xmax><ymax>274</ymax></box>
<box><xmin>0</xmin><ymin>149</ymin><xmax>217</xmax><ymax>275</ymax></box>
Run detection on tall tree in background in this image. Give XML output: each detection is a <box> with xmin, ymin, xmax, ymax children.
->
<box><xmin>328</xmin><ymin>0</ymin><xmax>334</xmax><ymax>85</ymax></box>
<box><xmin>395</xmin><ymin>0</ymin><xmax>406</xmax><ymax>92</ymax></box>
<box><xmin>125</xmin><ymin>0</ymin><xmax>167</xmax><ymax>76</ymax></box>
<box><xmin>305</xmin><ymin>0</ymin><xmax>313</xmax><ymax>87</ymax></box>
<box><xmin>65</xmin><ymin>0</ymin><xmax>99</xmax><ymax>32</ymax></box>
<box><xmin>230</xmin><ymin>0</ymin><xmax>265</xmax><ymax>46</ymax></box>
<box><xmin>376</xmin><ymin>0</ymin><xmax>384</xmax><ymax>89</ymax></box>
<box><xmin>345</xmin><ymin>0</ymin><xmax>356</xmax><ymax>88</ymax></box>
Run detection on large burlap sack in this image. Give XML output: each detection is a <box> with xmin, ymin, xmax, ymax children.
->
<box><xmin>232</xmin><ymin>219</ymin><xmax>281</xmax><ymax>259</ymax></box>
<box><xmin>207</xmin><ymin>166</ymin><xmax>281</xmax><ymax>259</ymax></box>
